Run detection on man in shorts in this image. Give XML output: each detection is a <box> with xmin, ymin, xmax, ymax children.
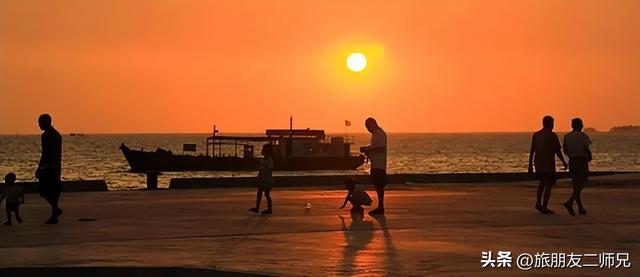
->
<box><xmin>36</xmin><ymin>114</ymin><xmax>63</xmax><ymax>224</ymax></box>
<box><xmin>362</xmin><ymin>118</ymin><xmax>387</xmax><ymax>216</ymax></box>
<box><xmin>528</xmin><ymin>115</ymin><xmax>567</xmax><ymax>214</ymax></box>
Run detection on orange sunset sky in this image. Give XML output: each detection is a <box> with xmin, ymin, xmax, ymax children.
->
<box><xmin>1</xmin><ymin>0</ymin><xmax>638</xmax><ymax>134</ymax></box>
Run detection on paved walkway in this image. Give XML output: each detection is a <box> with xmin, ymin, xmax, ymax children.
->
<box><xmin>0</xmin><ymin>175</ymin><xmax>638</xmax><ymax>276</ymax></box>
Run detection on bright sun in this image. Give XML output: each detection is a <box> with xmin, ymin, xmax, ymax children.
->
<box><xmin>346</xmin><ymin>52</ymin><xmax>367</xmax><ymax>72</ymax></box>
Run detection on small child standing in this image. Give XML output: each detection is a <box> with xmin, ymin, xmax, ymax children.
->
<box><xmin>2</xmin><ymin>173</ymin><xmax>24</xmax><ymax>225</ymax></box>
<box><xmin>249</xmin><ymin>144</ymin><xmax>274</xmax><ymax>215</ymax></box>
<box><xmin>339</xmin><ymin>178</ymin><xmax>372</xmax><ymax>214</ymax></box>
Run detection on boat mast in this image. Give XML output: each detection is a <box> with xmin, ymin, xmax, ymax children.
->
<box><xmin>286</xmin><ymin>116</ymin><xmax>293</xmax><ymax>157</ymax></box>
<box><xmin>214</xmin><ymin>125</ymin><xmax>221</xmax><ymax>157</ymax></box>
<box><xmin>209</xmin><ymin>125</ymin><xmax>218</xmax><ymax>157</ymax></box>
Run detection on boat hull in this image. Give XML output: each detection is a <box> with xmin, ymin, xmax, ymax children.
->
<box><xmin>120</xmin><ymin>144</ymin><xmax>365</xmax><ymax>172</ymax></box>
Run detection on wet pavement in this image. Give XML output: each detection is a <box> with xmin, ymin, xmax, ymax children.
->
<box><xmin>0</xmin><ymin>175</ymin><xmax>638</xmax><ymax>276</ymax></box>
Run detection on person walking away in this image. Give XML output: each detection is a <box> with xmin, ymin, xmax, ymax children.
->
<box><xmin>36</xmin><ymin>114</ymin><xmax>63</xmax><ymax>224</ymax></box>
<box><xmin>528</xmin><ymin>115</ymin><xmax>568</xmax><ymax>214</ymax></box>
<box><xmin>249</xmin><ymin>144</ymin><xmax>274</xmax><ymax>215</ymax></box>
<box><xmin>562</xmin><ymin>118</ymin><xmax>592</xmax><ymax>216</ymax></box>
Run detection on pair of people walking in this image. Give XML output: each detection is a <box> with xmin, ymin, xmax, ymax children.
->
<box><xmin>528</xmin><ymin>116</ymin><xmax>592</xmax><ymax>216</ymax></box>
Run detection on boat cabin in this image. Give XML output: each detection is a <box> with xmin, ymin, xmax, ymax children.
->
<box><xmin>206</xmin><ymin>128</ymin><xmax>355</xmax><ymax>159</ymax></box>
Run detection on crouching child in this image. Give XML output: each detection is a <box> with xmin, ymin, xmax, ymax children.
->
<box><xmin>339</xmin><ymin>178</ymin><xmax>372</xmax><ymax>214</ymax></box>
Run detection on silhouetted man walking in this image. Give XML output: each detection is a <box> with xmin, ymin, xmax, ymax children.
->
<box><xmin>36</xmin><ymin>114</ymin><xmax>63</xmax><ymax>224</ymax></box>
<box><xmin>362</xmin><ymin>118</ymin><xmax>387</xmax><ymax>215</ymax></box>
<box><xmin>562</xmin><ymin>118</ymin><xmax>592</xmax><ymax>216</ymax></box>
<box><xmin>528</xmin><ymin>116</ymin><xmax>567</xmax><ymax>214</ymax></box>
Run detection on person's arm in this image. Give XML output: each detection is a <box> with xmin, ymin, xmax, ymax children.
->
<box><xmin>39</xmin><ymin>134</ymin><xmax>50</xmax><ymax>168</ymax></box>
<box><xmin>585</xmin><ymin>135</ymin><xmax>593</xmax><ymax>162</ymax></box>
<box><xmin>585</xmin><ymin>147</ymin><xmax>592</xmax><ymax>162</ymax></box>
<box><xmin>556</xmin><ymin>150</ymin><xmax>568</xmax><ymax>170</ymax></box>
<box><xmin>555</xmin><ymin>134</ymin><xmax>568</xmax><ymax>170</ymax></box>
<box><xmin>528</xmin><ymin>137</ymin><xmax>535</xmax><ymax>174</ymax></box>
<box><xmin>365</xmin><ymin>131</ymin><xmax>387</xmax><ymax>153</ymax></box>
<box><xmin>36</xmin><ymin>134</ymin><xmax>49</xmax><ymax>178</ymax></box>
<box><xmin>20</xmin><ymin>189</ymin><xmax>25</xmax><ymax>204</ymax></box>
<box><xmin>556</xmin><ymin>140</ymin><xmax>568</xmax><ymax>171</ymax></box>
<box><xmin>366</xmin><ymin>146</ymin><xmax>387</xmax><ymax>153</ymax></box>
<box><xmin>339</xmin><ymin>193</ymin><xmax>351</xmax><ymax>209</ymax></box>
<box><xmin>258</xmin><ymin>159</ymin><xmax>268</xmax><ymax>177</ymax></box>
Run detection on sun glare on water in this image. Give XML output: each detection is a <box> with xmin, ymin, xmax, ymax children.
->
<box><xmin>346</xmin><ymin>52</ymin><xmax>367</xmax><ymax>72</ymax></box>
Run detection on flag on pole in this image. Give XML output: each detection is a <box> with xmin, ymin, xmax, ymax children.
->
<box><xmin>345</xmin><ymin>120</ymin><xmax>351</xmax><ymax>127</ymax></box>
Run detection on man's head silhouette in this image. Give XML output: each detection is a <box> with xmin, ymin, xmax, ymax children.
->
<box><xmin>365</xmin><ymin>117</ymin><xmax>379</xmax><ymax>133</ymax></box>
<box><xmin>571</xmin><ymin>118</ymin><xmax>584</xmax><ymax>131</ymax></box>
<box><xmin>38</xmin><ymin>114</ymin><xmax>52</xmax><ymax>131</ymax></box>
<box><xmin>542</xmin><ymin>116</ymin><xmax>554</xmax><ymax>130</ymax></box>
<box><xmin>4</xmin><ymin>172</ymin><xmax>16</xmax><ymax>184</ymax></box>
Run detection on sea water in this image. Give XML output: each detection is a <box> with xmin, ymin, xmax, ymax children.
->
<box><xmin>1</xmin><ymin>133</ymin><xmax>638</xmax><ymax>190</ymax></box>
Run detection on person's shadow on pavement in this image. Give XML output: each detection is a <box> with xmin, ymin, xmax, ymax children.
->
<box><xmin>338</xmin><ymin>211</ymin><xmax>374</xmax><ymax>275</ymax></box>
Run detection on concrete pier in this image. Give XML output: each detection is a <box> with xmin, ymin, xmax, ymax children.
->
<box><xmin>169</xmin><ymin>171</ymin><xmax>631</xmax><ymax>189</ymax></box>
<box><xmin>0</xmin><ymin>174</ymin><xmax>638</xmax><ymax>276</ymax></box>
<box><xmin>17</xmin><ymin>180</ymin><xmax>108</xmax><ymax>193</ymax></box>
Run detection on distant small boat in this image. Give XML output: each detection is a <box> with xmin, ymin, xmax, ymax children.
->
<box><xmin>69</xmin><ymin>133</ymin><xmax>86</xmax><ymax>137</ymax></box>
<box><xmin>120</xmin><ymin>125</ymin><xmax>365</xmax><ymax>173</ymax></box>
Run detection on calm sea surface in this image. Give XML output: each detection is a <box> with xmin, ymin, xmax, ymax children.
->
<box><xmin>1</xmin><ymin>133</ymin><xmax>638</xmax><ymax>190</ymax></box>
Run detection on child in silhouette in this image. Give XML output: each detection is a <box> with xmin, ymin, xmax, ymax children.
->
<box><xmin>249</xmin><ymin>144</ymin><xmax>274</xmax><ymax>215</ymax></box>
<box><xmin>2</xmin><ymin>173</ymin><xmax>24</xmax><ymax>225</ymax></box>
<box><xmin>340</xmin><ymin>178</ymin><xmax>372</xmax><ymax>214</ymax></box>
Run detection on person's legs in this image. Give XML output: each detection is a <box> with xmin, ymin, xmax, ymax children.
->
<box><xmin>563</xmin><ymin>165</ymin><xmax>578</xmax><ymax>216</ymax></box>
<box><xmin>564</xmin><ymin>158</ymin><xmax>588</xmax><ymax>216</ymax></box>
<box><xmin>249</xmin><ymin>189</ymin><xmax>263</xmax><ymax>213</ymax></box>
<box><xmin>53</xmin><ymin>179</ymin><xmax>63</xmax><ymax>216</ymax></box>
<box><xmin>563</xmin><ymin>183</ymin><xmax>578</xmax><ymax>216</ymax></box>
<box><xmin>14</xmin><ymin>205</ymin><xmax>22</xmax><ymax>223</ymax></box>
<box><xmin>262</xmin><ymin>190</ymin><xmax>272</xmax><ymax>214</ymax></box>
<box><xmin>575</xmin><ymin>184</ymin><xmax>586</xmax><ymax>214</ymax></box>
<box><xmin>4</xmin><ymin>206</ymin><xmax>11</xmax><ymax>225</ymax></box>
<box><xmin>369</xmin><ymin>169</ymin><xmax>386</xmax><ymax>215</ymax></box>
<box><xmin>256</xmin><ymin>189</ymin><xmax>263</xmax><ymax>208</ymax></box>
<box><xmin>542</xmin><ymin>184</ymin><xmax>553</xmax><ymax>209</ymax></box>
<box><xmin>41</xmin><ymin>176</ymin><xmax>62</xmax><ymax>224</ymax></box>
<box><xmin>542</xmin><ymin>184</ymin><xmax>550</xmax><ymax>207</ymax></box>
<box><xmin>350</xmin><ymin>205</ymin><xmax>364</xmax><ymax>214</ymax></box>
<box><xmin>535</xmin><ymin>181</ymin><xmax>545</xmax><ymax>209</ymax></box>
<box><xmin>575</xmin><ymin>175</ymin><xmax>588</xmax><ymax>214</ymax></box>
<box><xmin>376</xmin><ymin>187</ymin><xmax>385</xmax><ymax>209</ymax></box>
<box><xmin>567</xmin><ymin>183</ymin><xmax>579</xmax><ymax>204</ymax></box>
<box><xmin>577</xmin><ymin>159</ymin><xmax>589</xmax><ymax>214</ymax></box>
<box><xmin>535</xmin><ymin>173</ymin><xmax>555</xmax><ymax>214</ymax></box>
<box><xmin>564</xmin><ymin>184</ymin><xmax>579</xmax><ymax>216</ymax></box>
<box><xmin>46</xmin><ymin>197</ymin><xmax>59</xmax><ymax>213</ymax></box>
<box><xmin>44</xmin><ymin>196</ymin><xmax>61</xmax><ymax>224</ymax></box>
